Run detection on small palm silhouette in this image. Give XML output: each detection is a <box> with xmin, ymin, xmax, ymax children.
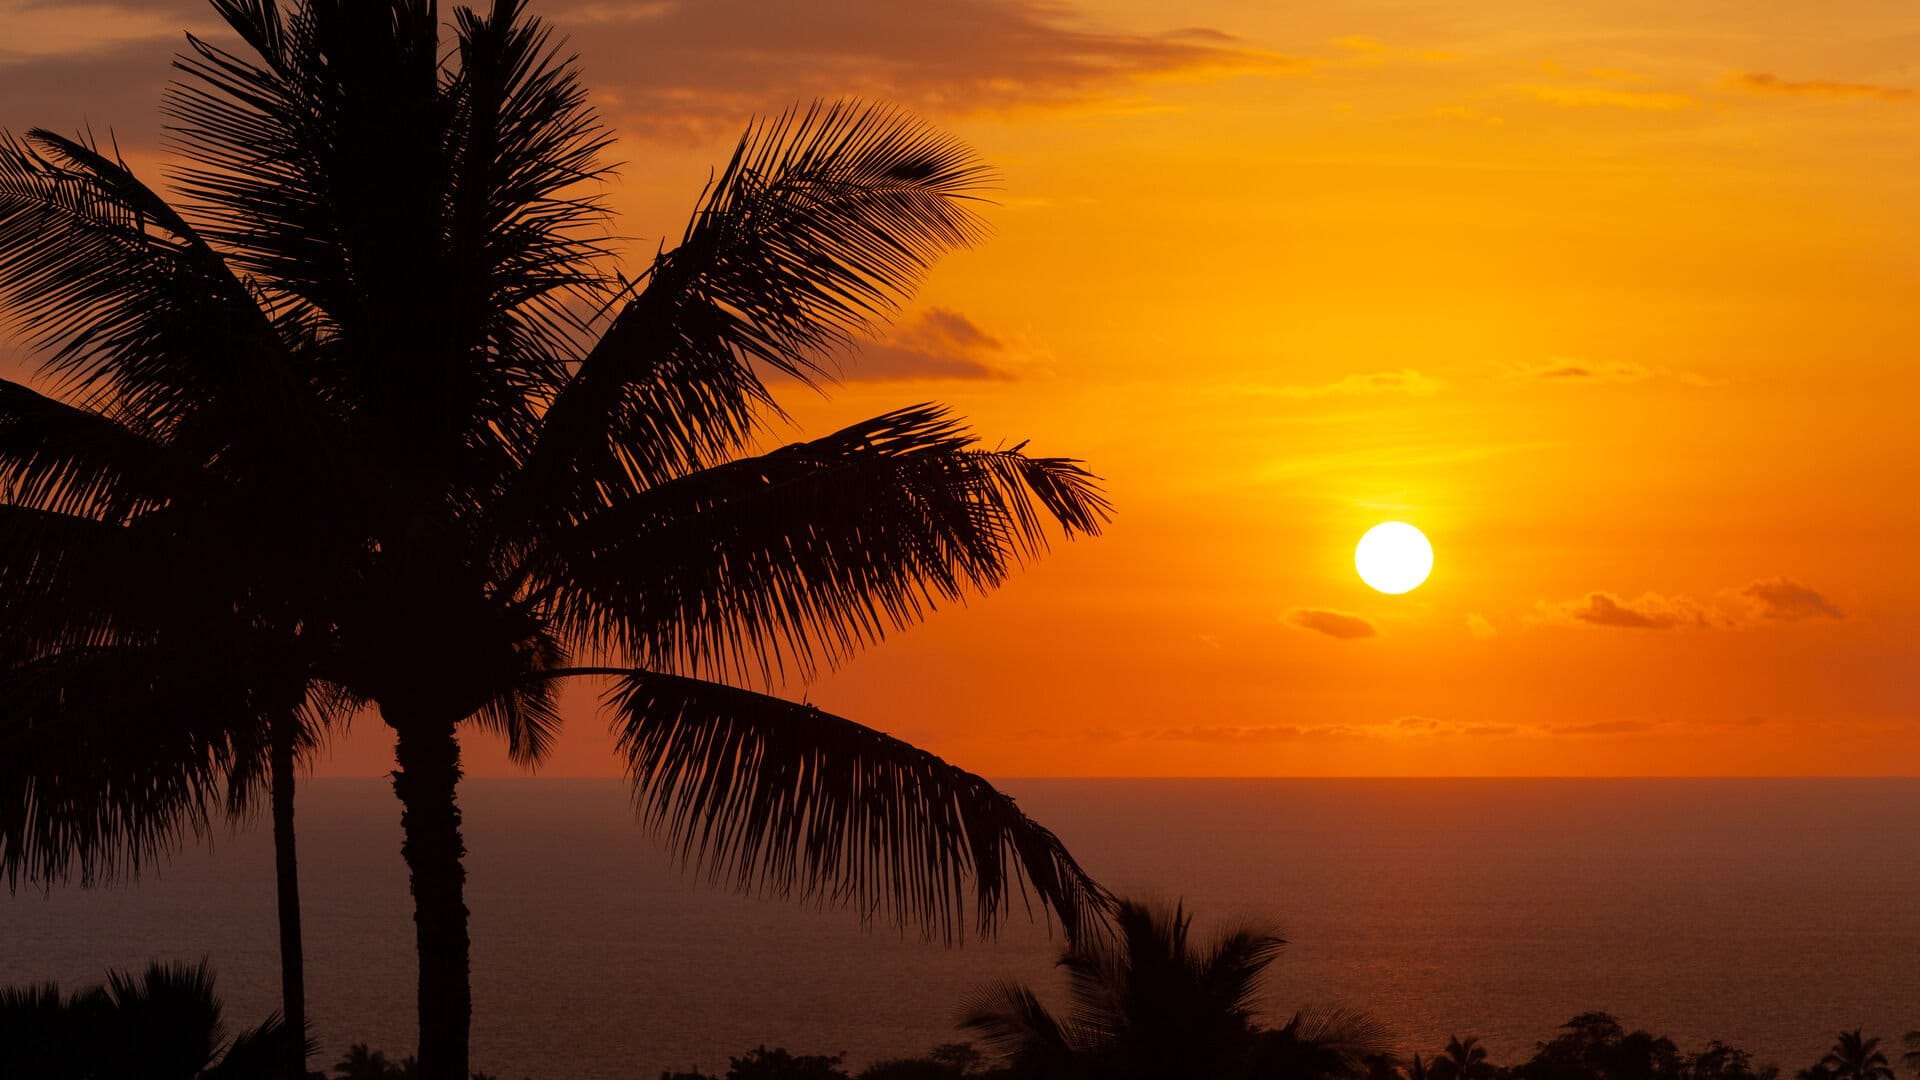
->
<box><xmin>1432</xmin><ymin>1036</ymin><xmax>1494</xmax><ymax>1080</ymax></box>
<box><xmin>962</xmin><ymin>898</ymin><xmax>1389</xmax><ymax>1080</ymax></box>
<box><xmin>0</xmin><ymin>960</ymin><xmax>300</xmax><ymax>1080</ymax></box>
<box><xmin>1822</xmin><ymin>1031</ymin><xmax>1895</xmax><ymax>1080</ymax></box>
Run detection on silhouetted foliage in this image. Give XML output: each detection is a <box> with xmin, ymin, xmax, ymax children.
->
<box><xmin>857</xmin><ymin>1043</ymin><xmax>992</xmax><ymax>1079</ymax></box>
<box><xmin>333</xmin><ymin>1043</ymin><xmax>417</xmax><ymax>1079</ymax></box>
<box><xmin>1431</xmin><ymin>1037</ymin><xmax>1495</xmax><ymax>1080</ymax></box>
<box><xmin>1509</xmin><ymin>1013</ymin><xmax>1684</xmax><ymax>1080</ymax></box>
<box><xmin>858</xmin><ymin>1061</ymin><xmax>970</xmax><ymax>1080</ymax></box>
<box><xmin>0</xmin><ymin>960</ymin><xmax>304</xmax><ymax>1079</ymax></box>
<box><xmin>963</xmin><ymin>898</ymin><xmax>1389</xmax><ymax>1080</ymax></box>
<box><xmin>661</xmin><ymin>1046</ymin><xmax>854</xmax><ymax>1080</ymax></box>
<box><xmin>0</xmin><ymin>1</ymin><xmax>1113</xmax><ymax>1078</ymax></box>
<box><xmin>1402</xmin><ymin>1019</ymin><xmax>1792</xmax><ymax>1080</ymax></box>
<box><xmin>1251</xmin><ymin>1008</ymin><xmax>1397</xmax><ymax>1080</ymax></box>
<box><xmin>1692</xmin><ymin>1041</ymin><xmax>1775</xmax><ymax>1080</ymax></box>
<box><xmin>1821</xmin><ymin>1032</ymin><xmax>1895</xmax><ymax>1080</ymax></box>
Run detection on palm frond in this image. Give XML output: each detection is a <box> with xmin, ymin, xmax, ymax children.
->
<box><xmin>536</xmin><ymin>404</ymin><xmax>1108</xmax><ymax>683</ymax></box>
<box><xmin>219</xmin><ymin>683</ymin><xmax>353</xmax><ymax>821</ymax></box>
<box><xmin>168</xmin><ymin>0</ymin><xmax>443</xmax><ymax>310</ymax></box>
<box><xmin>100</xmin><ymin>960</ymin><xmax>229</xmax><ymax>1078</ymax></box>
<box><xmin>205</xmin><ymin>1008</ymin><xmax>311</xmax><ymax>1080</ymax></box>
<box><xmin>507</xmin><ymin>99</ymin><xmax>995</xmax><ymax>522</ymax></box>
<box><xmin>1201</xmin><ymin>923</ymin><xmax>1289</xmax><ymax>1018</ymax></box>
<box><xmin>606</xmin><ymin>667</ymin><xmax>1109</xmax><ymax>942</ymax></box>
<box><xmin>447</xmin><ymin>0</ymin><xmax>616</xmax><ymax>367</ymax></box>
<box><xmin>467</xmin><ymin>631</ymin><xmax>567</xmax><ymax>767</ymax></box>
<box><xmin>0</xmin><ymin>129</ymin><xmax>309</xmax><ymax>454</ymax></box>
<box><xmin>958</xmin><ymin>980</ymin><xmax>1083</xmax><ymax>1074</ymax></box>
<box><xmin>0</xmin><ymin>379</ymin><xmax>204</xmax><ymax>521</ymax></box>
<box><xmin>1253</xmin><ymin>1006</ymin><xmax>1399</xmax><ymax>1080</ymax></box>
<box><xmin>0</xmin><ymin>503</ymin><xmax>254</xmax><ymax>664</ymax></box>
<box><xmin>0</xmin><ymin>642</ymin><xmax>274</xmax><ymax>889</ymax></box>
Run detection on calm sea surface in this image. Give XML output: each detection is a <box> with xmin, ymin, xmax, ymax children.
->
<box><xmin>4</xmin><ymin>778</ymin><xmax>1918</xmax><ymax>1079</ymax></box>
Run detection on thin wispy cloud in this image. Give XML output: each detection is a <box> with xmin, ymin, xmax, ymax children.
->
<box><xmin>0</xmin><ymin>1</ymin><xmax>212</xmax><ymax>136</ymax></box>
<box><xmin>1149</xmin><ymin>724</ymin><xmax>1353</xmax><ymax>743</ymax></box>
<box><xmin>1537</xmin><ymin>578</ymin><xmax>1843</xmax><ymax>631</ymax></box>
<box><xmin>1732</xmin><ymin>72</ymin><xmax>1916</xmax><ymax>103</ymax></box>
<box><xmin>842</xmin><ymin>308</ymin><xmax>1018</xmax><ymax>382</ymax></box>
<box><xmin>1521</xmin><ymin>85</ymin><xmax>1694</xmax><ymax>111</ymax></box>
<box><xmin>1394</xmin><ymin>716</ymin><xmax>1515</xmax><ymax>737</ymax></box>
<box><xmin>1508</xmin><ymin>359</ymin><xmax>1720</xmax><ymax>387</ymax></box>
<box><xmin>1551</xmin><ymin>720</ymin><xmax>1653</xmax><ymax>735</ymax></box>
<box><xmin>555</xmin><ymin>0</ymin><xmax>1301</xmax><ymax>140</ymax></box>
<box><xmin>1284</xmin><ymin>608</ymin><xmax>1379</xmax><ymax>639</ymax></box>
<box><xmin>1736</xmin><ymin>577</ymin><xmax>1843</xmax><ymax>621</ymax></box>
<box><xmin>0</xmin><ymin>0</ymin><xmax>1300</xmax><ymax>146</ymax></box>
<box><xmin>1271</xmin><ymin>369</ymin><xmax>1443</xmax><ymax>398</ymax></box>
<box><xmin>1535</xmin><ymin>591</ymin><xmax>1721</xmax><ymax>631</ymax></box>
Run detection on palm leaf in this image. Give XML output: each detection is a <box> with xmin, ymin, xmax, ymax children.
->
<box><xmin>0</xmin><ymin>379</ymin><xmax>204</xmax><ymax>521</ymax></box>
<box><xmin>606</xmin><ymin>667</ymin><xmax>1109</xmax><ymax>942</ymax></box>
<box><xmin>0</xmin><ymin>642</ymin><xmax>279</xmax><ymax>888</ymax></box>
<box><xmin>534</xmin><ymin>404</ymin><xmax>1108</xmax><ymax>683</ymax></box>
<box><xmin>958</xmin><ymin>980</ymin><xmax>1083</xmax><ymax>1074</ymax></box>
<box><xmin>0</xmin><ymin>129</ymin><xmax>313</xmax><ymax>457</ymax></box>
<box><xmin>507</xmin><ymin>99</ymin><xmax>995</xmax><ymax>523</ymax></box>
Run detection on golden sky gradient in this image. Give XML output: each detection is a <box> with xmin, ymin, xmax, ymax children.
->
<box><xmin>3</xmin><ymin>0</ymin><xmax>1916</xmax><ymax>776</ymax></box>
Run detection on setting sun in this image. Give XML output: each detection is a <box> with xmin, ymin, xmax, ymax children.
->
<box><xmin>1355</xmin><ymin>522</ymin><xmax>1434</xmax><ymax>594</ymax></box>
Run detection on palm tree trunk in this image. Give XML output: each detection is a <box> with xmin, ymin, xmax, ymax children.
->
<box><xmin>270</xmin><ymin>719</ymin><xmax>309</xmax><ymax>1078</ymax></box>
<box><xmin>390</xmin><ymin>713</ymin><xmax>472</xmax><ymax>1080</ymax></box>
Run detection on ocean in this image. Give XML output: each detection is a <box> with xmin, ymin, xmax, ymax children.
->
<box><xmin>4</xmin><ymin>778</ymin><xmax>1917</xmax><ymax>1079</ymax></box>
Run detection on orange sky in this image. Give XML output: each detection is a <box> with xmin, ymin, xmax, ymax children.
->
<box><xmin>3</xmin><ymin>0</ymin><xmax>1916</xmax><ymax>776</ymax></box>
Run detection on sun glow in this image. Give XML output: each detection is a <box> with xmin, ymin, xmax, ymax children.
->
<box><xmin>1355</xmin><ymin>522</ymin><xmax>1434</xmax><ymax>595</ymax></box>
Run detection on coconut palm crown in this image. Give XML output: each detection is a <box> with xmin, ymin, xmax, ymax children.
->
<box><xmin>963</xmin><ymin>898</ymin><xmax>1391</xmax><ymax>1080</ymax></box>
<box><xmin>0</xmin><ymin>1</ymin><xmax>1113</xmax><ymax>1077</ymax></box>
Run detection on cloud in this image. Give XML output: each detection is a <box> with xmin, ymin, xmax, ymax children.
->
<box><xmin>1150</xmin><ymin>724</ymin><xmax>1352</xmax><ymax>743</ymax></box>
<box><xmin>1284</xmin><ymin>608</ymin><xmax>1378</xmax><ymax>639</ymax></box>
<box><xmin>0</xmin><ymin>2</ymin><xmax>222</xmax><ymax>140</ymax></box>
<box><xmin>0</xmin><ymin>1</ymin><xmax>202</xmax><ymax>60</ymax></box>
<box><xmin>554</xmin><ymin>0</ymin><xmax>1300</xmax><ymax>140</ymax></box>
<box><xmin>1535</xmin><ymin>591</ymin><xmax>1719</xmax><ymax>631</ymax></box>
<box><xmin>1522</xmin><ymin>85</ymin><xmax>1694</xmax><ymax>111</ymax></box>
<box><xmin>843</xmin><ymin>308</ymin><xmax>1017</xmax><ymax>381</ymax></box>
<box><xmin>1465</xmin><ymin>613</ymin><xmax>1497</xmax><ymax>639</ymax></box>
<box><xmin>1271</xmin><ymin>369</ymin><xmax>1442</xmax><ymax>398</ymax></box>
<box><xmin>0</xmin><ymin>35</ymin><xmax>178</xmax><ymax>138</ymax></box>
<box><xmin>1509</xmin><ymin>358</ymin><xmax>1720</xmax><ymax>386</ymax></box>
<box><xmin>1329</xmin><ymin>35</ymin><xmax>1456</xmax><ymax>67</ymax></box>
<box><xmin>1551</xmin><ymin>720</ymin><xmax>1653</xmax><ymax>736</ymax></box>
<box><xmin>1738</xmin><ymin>577</ymin><xmax>1843</xmax><ymax>621</ymax></box>
<box><xmin>0</xmin><ymin>1</ymin><xmax>1299</xmax><ymax>147</ymax></box>
<box><xmin>1537</xmin><ymin>578</ymin><xmax>1842</xmax><ymax>631</ymax></box>
<box><xmin>1394</xmin><ymin>715</ymin><xmax>1514</xmax><ymax>737</ymax></box>
<box><xmin>1526</xmin><ymin>359</ymin><xmax>1655</xmax><ymax>382</ymax></box>
<box><xmin>1732</xmin><ymin>72</ymin><xmax>1916</xmax><ymax>103</ymax></box>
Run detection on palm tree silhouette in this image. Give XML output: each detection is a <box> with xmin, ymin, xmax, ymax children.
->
<box><xmin>0</xmin><ymin>960</ymin><xmax>301</xmax><ymax>1079</ymax></box>
<box><xmin>1430</xmin><ymin>1036</ymin><xmax>1494</xmax><ymax>1080</ymax></box>
<box><xmin>1822</xmin><ymin>1032</ymin><xmax>1895</xmax><ymax>1080</ymax></box>
<box><xmin>962</xmin><ymin>898</ymin><xmax>1387</xmax><ymax>1080</ymax></box>
<box><xmin>333</xmin><ymin>1042</ymin><xmax>418</xmax><ymax>1079</ymax></box>
<box><xmin>0</xmin><ymin>2</ymin><xmax>1111</xmax><ymax>1077</ymax></box>
<box><xmin>0</xmin><ymin>506</ymin><xmax>330</xmax><ymax>1079</ymax></box>
<box><xmin>1900</xmin><ymin>1033</ymin><xmax>1920</xmax><ymax>1080</ymax></box>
